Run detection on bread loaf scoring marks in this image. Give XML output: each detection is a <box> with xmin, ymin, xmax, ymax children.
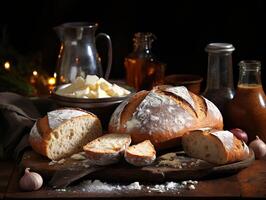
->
<box><xmin>164</xmin><ymin>86</ymin><xmax>196</xmax><ymax>110</ymax></box>
<box><xmin>204</xmin><ymin>98</ymin><xmax>223</xmax><ymax>120</ymax></box>
<box><xmin>125</xmin><ymin>89</ymin><xmax>194</xmax><ymax>134</ymax></box>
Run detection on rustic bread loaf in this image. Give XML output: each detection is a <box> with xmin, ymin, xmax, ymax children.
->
<box><xmin>29</xmin><ymin>108</ymin><xmax>102</xmax><ymax>160</ymax></box>
<box><xmin>108</xmin><ymin>86</ymin><xmax>223</xmax><ymax>149</ymax></box>
<box><xmin>182</xmin><ymin>129</ymin><xmax>250</xmax><ymax>164</ymax></box>
<box><xmin>83</xmin><ymin>133</ymin><xmax>131</xmax><ymax>165</ymax></box>
<box><xmin>125</xmin><ymin>140</ymin><xmax>156</xmax><ymax>166</ymax></box>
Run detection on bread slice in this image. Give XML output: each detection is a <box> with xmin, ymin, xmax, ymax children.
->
<box><xmin>83</xmin><ymin>133</ymin><xmax>131</xmax><ymax>166</ymax></box>
<box><xmin>29</xmin><ymin>108</ymin><xmax>102</xmax><ymax>160</ymax></box>
<box><xmin>182</xmin><ymin>129</ymin><xmax>250</xmax><ymax>165</ymax></box>
<box><xmin>124</xmin><ymin>140</ymin><xmax>156</xmax><ymax>166</ymax></box>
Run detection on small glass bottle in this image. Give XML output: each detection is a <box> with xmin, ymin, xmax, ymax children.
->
<box><xmin>203</xmin><ymin>43</ymin><xmax>235</xmax><ymax>118</ymax></box>
<box><xmin>226</xmin><ymin>60</ymin><xmax>266</xmax><ymax>143</ymax></box>
<box><xmin>124</xmin><ymin>32</ymin><xmax>165</xmax><ymax>91</ymax></box>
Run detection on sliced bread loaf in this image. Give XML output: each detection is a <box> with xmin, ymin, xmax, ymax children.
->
<box><xmin>29</xmin><ymin>108</ymin><xmax>102</xmax><ymax>160</ymax></box>
<box><xmin>182</xmin><ymin>129</ymin><xmax>250</xmax><ymax>165</ymax></box>
<box><xmin>83</xmin><ymin>133</ymin><xmax>131</xmax><ymax>165</ymax></box>
<box><xmin>124</xmin><ymin>140</ymin><xmax>156</xmax><ymax>166</ymax></box>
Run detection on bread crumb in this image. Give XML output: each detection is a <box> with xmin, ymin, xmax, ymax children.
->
<box><xmin>71</xmin><ymin>152</ymin><xmax>87</xmax><ymax>160</ymax></box>
<box><xmin>57</xmin><ymin>159</ymin><xmax>65</xmax><ymax>164</ymax></box>
<box><xmin>48</xmin><ymin>158</ymin><xmax>65</xmax><ymax>165</ymax></box>
<box><xmin>48</xmin><ymin>160</ymin><xmax>57</xmax><ymax>166</ymax></box>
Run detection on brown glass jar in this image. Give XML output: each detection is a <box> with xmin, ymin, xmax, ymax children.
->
<box><xmin>124</xmin><ymin>32</ymin><xmax>165</xmax><ymax>91</ymax></box>
<box><xmin>225</xmin><ymin>60</ymin><xmax>266</xmax><ymax>143</ymax></box>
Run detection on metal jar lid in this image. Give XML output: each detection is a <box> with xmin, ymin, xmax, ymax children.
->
<box><xmin>205</xmin><ymin>43</ymin><xmax>235</xmax><ymax>53</ymax></box>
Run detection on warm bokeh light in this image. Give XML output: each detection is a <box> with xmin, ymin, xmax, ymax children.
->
<box><xmin>33</xmin><ymin>70</ymin><xmax>38</xmax><ymax>76</ymax></box>
<box><xmin>48</xmin><ymin>77</ymin><xmax>56</xmax><ymax>85</ymax></box>
<box><xmin>4</xmin><ymin>61</ymin><xmax>10</xmax><ymax>70</ymax></box>
<box><xmin>53</xmin><ymin>72</ymin><xmax>57</xmax><ymax>78</ymax></box>
<box><xmin>60</xmin><ymin>75</ymin><xmax>66</xmax><ymax>83</ymax></box>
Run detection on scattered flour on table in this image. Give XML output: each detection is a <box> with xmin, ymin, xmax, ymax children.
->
<box><xmin>62</xmin><ymin>179</ymin><xmax>198</xmax><ymax>193</ymax></box>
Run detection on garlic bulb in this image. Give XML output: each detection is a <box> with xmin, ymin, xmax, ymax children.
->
<box><xmin>19</xmin><ymin>168</ymin><xmax>43</xmax><ymax>191</ymax></box>
<box><xmin>249</xmin><ymin>136</ymin><xmax>266</xmax><ymax>160</ymax></box>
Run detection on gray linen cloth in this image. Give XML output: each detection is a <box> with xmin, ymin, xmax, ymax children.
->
<box><xmin>0</xmin><ymin>92</ymin><xmax>56</xmax><ymax>160</ymax></box>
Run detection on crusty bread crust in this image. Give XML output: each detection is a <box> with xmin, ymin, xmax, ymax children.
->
<box><xmin>182</xmin><ymin>129</ymin><xmax>250</xmax><ymax>165</ymax></box>
<box><xmin>125</xmin><ymin>140</ymin><xmax>156</xmax><ymax>166</ymax></box>
<box><xmin>83</xmin><ymin>133</ymin><xmax>131</xmax><ymax>166</ymax></box>
<box><xmin>29</xmin><ymin>108</ymin><xmax>102</xmax><ymax>160</ymax></box>
<box><xmin>108</xmin><ymin>86</ymin><xmax>223</xmax><ymax>149</ymax></box>
<box><xmin>109</xmin><ymin>90</ymin><xmax>149</xmax><ymax>134</ymax></box>
<box><xmin>28</xmin><ymin>121</ymin><xmax>48</xmax><ymax>159</ymax></box>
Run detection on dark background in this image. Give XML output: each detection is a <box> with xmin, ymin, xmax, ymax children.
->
<box><xmin>1</xmin><ymin>0</ymin><xmax>266</xmax><ymax>89</ymax></box>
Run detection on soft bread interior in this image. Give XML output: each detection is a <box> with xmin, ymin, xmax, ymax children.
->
<box><xmin>126</xmin><ymin>140</ymin><xmax>155</xmax><ymax>157</ymax></box>
<box><xmin>47</xmin><ymin>116</ymin><xmax>101</xmax><ymax>160</ymax></box>
<box><xmin>182</xmin><ymin>131</ymin><xmax>227</xmax><ymax>164</ymax></box>
<box><xmin>83</xmin><ymin>134</ymin><xmax>131</xmax><ymax>153</ymax></box>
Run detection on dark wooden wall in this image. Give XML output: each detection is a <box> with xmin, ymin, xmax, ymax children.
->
<box><xmin>1</xmin><ymin>0</ymin><xmax>266</xmax><ymax>88</ymax></box>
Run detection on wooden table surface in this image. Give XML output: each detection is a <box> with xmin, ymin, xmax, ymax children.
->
<box><xmin>0</xmin><ymin>161</ymin><xmax>15</xmax><ymax>199</ymax></box>
<box><xmin>1</xmin><ymin>159</ymin><xmax>266</xmax><ymax>199</ymax></box>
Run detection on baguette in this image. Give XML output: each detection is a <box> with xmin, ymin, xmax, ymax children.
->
<box><xmin>125</xmin><ymin>140</ymin><xmax>156</xmax><ymax>166</ymax></box>
<box><xmin>109</xmin><ymin>86</ymin><xmax>223</xmax><ymax>149</ymax></box>
<box><xmin>83</xmin><ymin>133</ymin><xmax>131</xmax><ymax>165</ymax></box>
<box><xmin>182</xmin><ymin>129</ymin><xmax>250</xmax><ymax>165</ymax></box>
<box><xmin>29</xmin><ymin>108</ymin><xmax>102</xmax><ymax>160</ymax></box>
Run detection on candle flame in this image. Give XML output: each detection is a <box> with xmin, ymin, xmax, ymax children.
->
<box><xmin>48</xmin><ymin>77</ymin><xmax>56</xmax><ymax>85</ymax></box>
<box><xmin>4</xmin><ymin>61</ymin><xmax>10</xmax><ymax>70</ymax></box>
<box><xmin>33</xmin><ymin>70</ymin><xmax>38</xmax><ymax>76</ymax></box>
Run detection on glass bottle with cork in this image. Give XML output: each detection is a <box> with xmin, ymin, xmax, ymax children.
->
<box><xmin>202</xmin><ymin>43</ymin><xmax>235</xmax><ymax>120</ymax></box>
<box><xmin>124</xmin><ymin>32</ymin><xmax>165</xmax><ymax>91</ymax></box>
<box><xmin>225</xmin><ymin>60</ymin><xmax>266</xmax><ymax>143</ymax></box>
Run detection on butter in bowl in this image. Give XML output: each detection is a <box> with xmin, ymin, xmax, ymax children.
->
<box><xmin>51</xmin><ymin>75</ymin><xmax>134</xmax><ymax>129</ymax></box>
<box><xmin>55</xmin><ymin>75</ymin><xmax>131</xmax><ymax>98</ymax></box>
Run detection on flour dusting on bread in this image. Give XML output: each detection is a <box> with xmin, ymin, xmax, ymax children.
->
<box><xmin>125</xmin><ymin>90</ymin><xmax>194</xmax><ymax>134</ymax></box>
<box><xmin>48</xmin><ymin>109</ymin><xmax>89</xmax><ymax>129</ymax></box>
<box><xmin>204</xmin><ymin>98</ymin><xmax>223</xmax><ymax>120</ymax></box>
<box><xmin>211</xmin><ymin>131</ymin><xmax>234</xmax><ymax>151</ymax></box>
<box><xmin>109</xmin><ymin>99</ymin><xmax>130</xmax><ymax>131</ymax></box>
<box><xmin>164</xmin><ymin>86</ymin><xmax>196</xmax><ymax>110</ymax></box>
<box><xmin>109</xmin><ymin>86</ymin><xmax>223</xmax><ymax>148</ymax></box>
<box><xmin>182</xmin><ymin>129</ymin><xmax>250</xmax><ymax>165</ymax></box>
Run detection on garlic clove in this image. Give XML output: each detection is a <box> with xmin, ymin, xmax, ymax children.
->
<box><xmin>19</xmin><ymin>168</ymin><xmax>43</xmax><ymax>191</ymax></box>
<box><xmin>249</xmin><ymin>136</ymin><xmax>266</xmax><ymax>160</ymax></box>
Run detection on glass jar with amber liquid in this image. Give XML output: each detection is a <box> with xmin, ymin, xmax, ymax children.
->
<box><xmin>225</xmin><ymin>60</ymin><xmax>266</xmax><ymax>143</ymax></box>
<box><xmin>124</xmin><ymin>32</ymin><xmax>165</xmax><ymax>91</ymax></box>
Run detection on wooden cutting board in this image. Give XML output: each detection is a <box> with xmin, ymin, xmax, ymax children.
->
<box><xmin>20</xmin><ymin>149</ymin><xmax>254</xmax><ymax>188</ymax></box>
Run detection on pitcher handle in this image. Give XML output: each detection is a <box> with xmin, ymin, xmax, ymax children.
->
<box><xmin>96</xmin><ymin>33</ymin><xmax>112</xmax><ymax>80</ymax></box>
